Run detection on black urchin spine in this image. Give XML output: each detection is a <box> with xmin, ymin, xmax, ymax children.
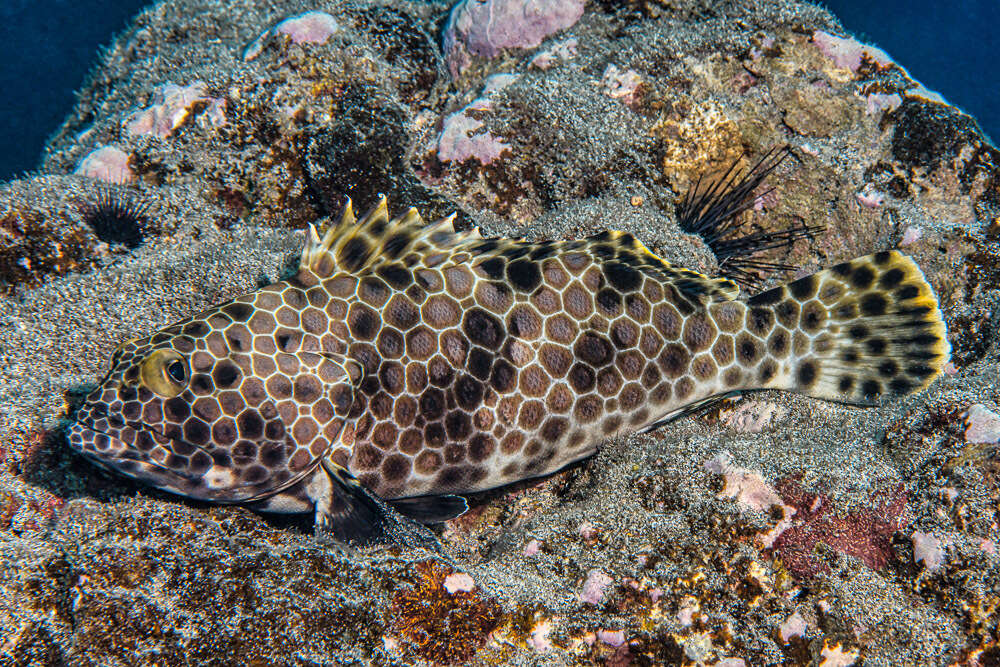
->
<box><xmin>677</xmin><ymin>146</ymin><xmax>822</xmax><ymax>287</ymax></box>
<box><xmin>81</xmin><ymin>186</ymin><xmax>153</xmax><ymax>249</ymax></box>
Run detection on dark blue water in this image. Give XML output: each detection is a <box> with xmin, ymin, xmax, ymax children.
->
<box><xmin>0</xmin><ymin>1</ymin><xmax>996</xmax><ymax>182</ymax></box>
<box><xmin>0</xmin><ymin>0</ymin><xmax>149</xmax><ymax>181</ymax></box>
<box><xmin>824</xmin><ymin>0</ymin><xmax>998</xmax><ymax>142</ymax></box>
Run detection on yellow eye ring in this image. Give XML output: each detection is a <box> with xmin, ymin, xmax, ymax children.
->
<box><xmin>139</xmin><ymin>349</ymin><xmax>188</xmax><ymax>398</ymax></box>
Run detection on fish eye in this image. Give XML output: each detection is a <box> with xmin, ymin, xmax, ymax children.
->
<box><xmin>139</xmin><ymin>349</ymin><xmax>189</xmax><ymax>398</ymax></box>
<box><xmin>167</xmin><ymin>360</ymin><xmax>186</xmax><ymax>383</ymax></box>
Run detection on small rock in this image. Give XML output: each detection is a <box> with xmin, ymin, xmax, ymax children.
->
<box><xmin>125</xmin><ymin>81</ymin><xmax>218</xmax><ymax>138</ymax></box>
<box><xmin>856</xmin><ymin>184</ymin><xmax>885</xmax><ymax>208</ymax></box>
<box><xmin>720</xmin><ymin>400</ymin><xmax>787</xmax><ymax>433</ymax></box>
<box><xmin>578</xmin><ymin>520</ymin><xmax>599</xmax><ymax>542</ymax></box>
<box><xmin>819</xmin><ymin>639</ymin><xmax>859</xmax><ymax>666</ymax></box>
<box><xmin>812</xmin><ymin>30</ymin><xmax>891</xmax><ymax>72</ymax></box>
<box><xmin>443</xmin><ymin>572</ymin><xmax>476</xmax><ymax>593</ymax></box>
<box><xmin>529</xmin><ymin>38</ymin><xmax>578</xmax><ymax>69</ymax></box>
<box><xmin>900</xmin><ymin>225</ymin><xmax>923</xmax><ymax>245</ymax></box>
<box><xmin>597</xmin><ymin>629</ymin><xmax>625</xmax><ymax>647</ymax></box>
<box><xmin>244</xmin><ymin>11</ymin><xmax>341</xmax><ymax>61</ymax></box>
<box><xmin>528</xmin><ymin>619</ymin><xmax>552</xmax><ymax>652</ymax></box>
<box><xmin>444</xmin><ymin>0</ymin><xmax>585</xmax><ymax>75</ymax></box>
<box><xmin>912</xmin><ymin>531</ymin><xmax>946</xmax><ymax>572</ymax></box>
<box><xmin>276</xmin><ymin>11</ymin><xmax>340</xmax><ymax>44</ymax></box>
<box><xmin>779</xmin><ymin>611</ymin><xmax>808</xmax><ymax>643</ymax></box>
<box><xmin>866</xmin><ymin>92</ymin><xmax>903</xmax><ymax>115</ymax></box>
<box><xmin>436</xmin><ymin>75</ymin><xmax>516</xmax><ymax>165</ymax></box>
<box><xmin>676</xmin><ymin>597</ymin><xmax>698</xmax><ymax>627</ymax></box>
<box><xmin>437</xmin><ymin>100</ymin><xmax>509</xmax><ymax>165</ymax></box>
<box><xmin>705</xmin><ymin>453</ymin><xmax>788</xmax><ymax>515</ymax></box>
<box><xmin>601</xmin><ymin>64</ymin><xmax>644</xmax><ymax>107</ymax></box>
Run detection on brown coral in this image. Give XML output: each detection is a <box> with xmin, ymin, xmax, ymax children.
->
<box><xmin>390</xmin><ymin>561</ymin><xmax>503</xmax><ymax>664</ymax></box>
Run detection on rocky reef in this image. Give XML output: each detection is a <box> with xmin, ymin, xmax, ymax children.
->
<box><xmin>2</xmin><ymin>0</ymin><xmax>999</xmax><ymax>664</ymax></box>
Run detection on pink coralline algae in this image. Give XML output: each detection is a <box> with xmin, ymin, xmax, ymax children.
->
<box><xmin>444</xmin><ymin>0</ymin><xmax>585</xmax><ymax>75</ymax></box>
<box><xmin>125</xmin><ymin>82</ymin><xmax>225</xmax><ymax>138</ymax></box>
<box><xmin>911</xmin><ymin>531</ymin><xmax>946</xmax><ymax>572</ymax></box>
<box><xmin>812</xmin><ymin>30</ymin><xmax>946</xmax><ymax>105</ymax></box>
<box><xmin>597</xmin><ymin>629</ymin><xmax>626</xmax><ymax>647</ymax></box>
<box><xmin>779</xmin><ymin>611</ymin><xmax>808</xmax><ymax>643</ymax></box>
<box><xmin>866</xmin><ymin>92</ymin><xmax>903</xmax><ymax>115</ymax></box>
<box><xmin>74</xmin><ymin>146</ymin><xmax>133</xmax><ymax>183</ymax></box>
<box><xmin>244</xmin><ymin>11</ymin><xmax>341</xmax><ymax>61</ymax></box>
<box><xmin>900</xmin><ymin>225</ymin><xmax>923</xmax><ymax>246</ymax></box>
<box><xmin>705</xmin><ymin>453</ymin><xmax>796</xmax><ymax>547</ymax></box>
<box><xmin>719</xmin><ymin>400</ymin><xmax>787</xmax><ymax>433</ymax></box>
<box><xmin>529</xmin><ymin>38</ymin><xmax>578</xmax><ymax>70</ymax></box>
<box><xmin>963</xmin><ymin>404</ymin><xmax>1000</xmax><ymax>443</ymax></box>
<box><xmin>856</xmin><ymin>183</ymin><xmax>885</xmax><ymax>209</ymax></box>
<box><xmin>705</xmin><ymin>453</ymin><xmax>791</xmax><ymax>515</ymax></box>
<box><xmin>601</xmin><ymin>65</ymin><xmax>644</xmax><ymax>108</ymax></box>
<box><xmin>443</xmin><ymin>572</ymin><xmax>477</xmax><ymax>593</ymax></box>
<box><xmin>276</xmin><ymin>11</ymin><xmax>340</xmax><ymax>43</ymax></box>
<box><xmin>767</xmin><ymin>478</ymin><xmax>908</xmax><ymax>579</ymax></box>
<box><xmin>436</xmin><ymin>75</ymin><xmax>516</xmax><ymax>165</ymax></box>
<box><xmin>579</xmin><ymin>569</ymin><xmax>612</xmax><ymax>605</ymax></box>
<box><xmin>528</xmin><ymin>619</ymin><xmax>552</xmax><ymax>652</ymax></box>
<box><xmin>819</xmin><ymin>641</ymin><xmax>860</xmax><ymax>667</ymax></box>
<box><xmin>812</xmin><ymin>30</ymin><xmax>892</xmax><ymax>72</ymax></box>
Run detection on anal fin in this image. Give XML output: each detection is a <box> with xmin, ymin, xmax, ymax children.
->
<box><xmin>389</xmin><ymin>495</ymin><xmax>469</xmax><ymax>523</ymax></box>
<box><xmin>640</xmin><ymin>393</ymin><xmax>742</xmax><ymax>433</ymax></box>
<box><xmin>311</xmin><ymin>459</ymin><xmax>441</xmax><ymax>552</ymax></box>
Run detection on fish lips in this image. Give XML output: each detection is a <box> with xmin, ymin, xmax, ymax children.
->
<box><xmin>67</xmin><ymin>419</ymin><xmax>206</xmax><ymax>495</ymax></box>
<box><xmin>67</xmin><ymin>419</ymin><xmax>311</xmax><ymax>504</ymax></box>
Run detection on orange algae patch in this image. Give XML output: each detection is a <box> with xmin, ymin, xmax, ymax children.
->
<box><xmin>390</xmin><ymin>561</ymin><xmax>503</xmax><ymax>664</ymax></box>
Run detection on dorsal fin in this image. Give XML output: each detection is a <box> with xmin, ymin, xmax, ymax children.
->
<box><xmin>569</xmin><ymin>230</ymin><xmax>740</xmax><ymax>302</ymax></box>
<box><xmin>437</xmin><ymin>228</ymin><xmax>739</xmax><ymax>303</ymax></box>
<box><xmin>298</xmin><ymin>197</ymin><xmax>482</xmax><ymax>280</ymax></box>
<box><xmin>298</xmin><ymin>199</ymin><xmax>739</xmax><ymax>303</ymax></box>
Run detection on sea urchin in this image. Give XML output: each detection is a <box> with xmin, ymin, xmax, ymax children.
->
<box><xmin>676</xmin><ymin>146</ymin><xmax>822</xmax><ymax>288</ymax></box>
<box><xmin>80</xmin><ymin>186</ymin><xmax>153</xmax><ymax>249</ymax></box>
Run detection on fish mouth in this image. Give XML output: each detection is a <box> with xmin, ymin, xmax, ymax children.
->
<box><xmin>68</xmin><ymin>418</ymin><xmax>315</xmax><ymax>504</ymax></box>
<box><xmin>68</xmin><ymin>419</ymin><xmax>206</xmax><ymax>492</ymax></box>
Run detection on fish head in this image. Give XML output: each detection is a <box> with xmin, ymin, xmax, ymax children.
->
<box><xmin>68</xmin><ymin>294</ymin><xmax>357</xmax><ymax>504</ymax></box>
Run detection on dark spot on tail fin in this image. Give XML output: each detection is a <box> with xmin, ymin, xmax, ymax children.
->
<box><xmin>313</xmin><ymin>458</ymin><xmax>441</xmax><ymax>551</ymax></box>
<box><xmin>676</xmin><ymin>146</ymin><xmax>821</xmax><ymax>288</ymax></box>
<box><xmin>754</xmin><ymin>251</ymin><xmax>949</xmax><ymax>405</ymax></box>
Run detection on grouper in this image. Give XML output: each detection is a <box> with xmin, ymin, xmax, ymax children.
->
<box><xmin>67</xmin><ymin>167</ymin><xmax>949</xmax><ymax>548</ymax></box>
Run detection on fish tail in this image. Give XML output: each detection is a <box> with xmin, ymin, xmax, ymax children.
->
<box><xmin>746</xmin><ymin>251</ymin><xmax>949</xmax><ymax>404</ymax></box>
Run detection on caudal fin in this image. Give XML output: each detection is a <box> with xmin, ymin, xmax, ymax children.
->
<box><xmin>747</xmin><ymin>251</ymin><xmax>950</xmax><ymax>405</ymax></box>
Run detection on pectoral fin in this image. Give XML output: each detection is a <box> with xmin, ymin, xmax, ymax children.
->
<box><xmin>389</xmin><ymin>495</ymin><xmax>469</xmax><ymax>523</ymax></box>
<box><xmin>310</xmin><ymin>458</ymin><xmax>441</xmax><ymax>551</ymax></box>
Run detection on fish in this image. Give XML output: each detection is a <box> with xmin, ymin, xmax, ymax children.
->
<box><xmin>67</xmin><ymin>171</ymin><xmax>950</xmax><ymax>548</ymax></box>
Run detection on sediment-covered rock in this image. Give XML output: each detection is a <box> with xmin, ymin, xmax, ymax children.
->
<box><xmin>2</xmin><ymin>0</ymin><xmax>998</xmax><ymax>664</ymax></box>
